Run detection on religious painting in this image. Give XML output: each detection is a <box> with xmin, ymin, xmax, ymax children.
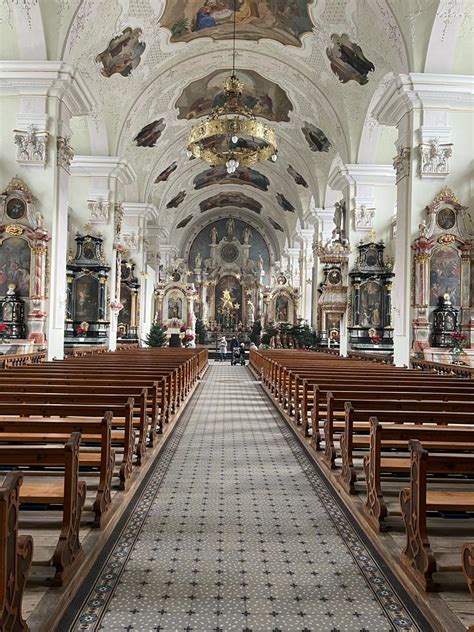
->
<box><xmin>275</xmin><ymin>295</ymin><xmax>289</xmax><ymax>322</ymax></box>
<box><xmin>287</xmin><ymin>165</ymin><xmax>308</xmax><ymax>188</ymax></box>
<box><xmin>73</xmin><ymin>274</ymin><xmax>99</xmax><ymax>322</ymax></box>
<box><xmin>134</xmin><ymin>119</ymin><xmax>165</xmax><ymax>147</ymax></box>
<box><xmin>429</xmin><ymin>245</ymin><xmax>461</xmax><ymax>307</ymax></box>
<box><xmin>200</xmin><ymin>192</ymin><xmax>262</xmax><ymax>214</ymax></box>
<box><xmin>177</xmin><ymin>69</ymin><xmax>292</xmax><ymax>122</ymax></box>
<box><xmin>359</xmin><ymin>279</ymin><xmax>383</xmax><ymax>327</ymax></box>
<box><xmin>167</xmin><ymin>295</ymin><xmax>183</xmax><ymax>320</ymax></box>
<box><xmin>268</xmin><ymin>217</ymin><xmax>284</xmax><ymax>232</ymax></box>
<box><xmin>161</xmin><ymin>1</ymin><xmax>314</xmax><ymax>48</ymax></box>
<box><xmin>119</xmin><ymin>284</ymin><xmax>132</xmax><ymax>326</ymax></box>
<box><xmin>302</xmin><ymin>123</ymin><xmax>331</xmax><ymax>152</ymax></box>
<box><xmin>0</xmin><ymin>236</ymin><xmax>31</xmax><ymax>297</ymax></box>
<box><xmin>177</xmin><ymin>214</ymin><xmax>193</xmax><ymax>228</ymax></box>
<box><xmin>326</xmin><ymin>34</ymin><xmax>375</xmax><ymax>85</ymax></box>
<box><xmin>194</xmin><ymin>165</ymin><xmax>270</xmax><ymax>191</ymax></box>
<box><xmin>155</xmin><ymin>161</ymin><xmax>178</xmax><ymax>183</ymax></box>
<box><xmin>6</xmin><ymin>197</ymin><xmax>27</xmax><ymax>220</ymax></box>
<box><xmin>436</xmin><ymin>207</ymin><xmax>456</xmax><ymax>231</ymax></box>
<box><xmin>276</xmin><ymin>193</ymin><xmax>295</xmax><ymax>213</ymax></box>
<box><xmin>167</xmin><ymin>191</ymin><xmax>187</xmax><ymax>209</ymax></box>
<box><xmin>96</xmin><ymin>27</ymin><xmax>146</xmax><ymax>78</ymax></box>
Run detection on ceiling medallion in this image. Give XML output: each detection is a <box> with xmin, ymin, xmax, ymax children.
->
<box><xmin>187</xmin><ymin>2</ymin><xmax>277</xmax><ymax>175</ymax></box>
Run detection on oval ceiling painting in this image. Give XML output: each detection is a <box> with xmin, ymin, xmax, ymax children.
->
<box><xmin>177</xmin><ymin>69</ymin><xmax>292</xmax><ymax>122</ymax></box>
<box><xmin>194</xmin><ymin>165</ymin><xmax>270</xmax><ymax>192</ymax></box>
<box><xmin>96</xmin><ymin>27</ymin><xmax>146</xmax><ymax>78</ymax></box>
<box><xmin>161</xmin><ymin>1</ymin><xmax>314</xmax><ymax>47</ymax></box>
<box><xmin>200</xmin><ymin>192</ymin><xmax>262</xmax><ymax>214</ymax></box>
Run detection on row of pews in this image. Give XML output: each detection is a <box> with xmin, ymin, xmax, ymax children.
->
<box><xmin>250</xmin><ymin>349</ymin><xmax>474</xmax><ymax>605</ymax></box>
<box><xmin>0</xmin><ymin>347</ymin><xmax>207</xmax><ymax>631</ymax></box>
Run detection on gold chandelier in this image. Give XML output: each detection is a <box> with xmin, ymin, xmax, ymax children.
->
<box><xmin>186</xmin><ymin>2</ymin><xmax>277</xmax><ymax>174</ymax></box>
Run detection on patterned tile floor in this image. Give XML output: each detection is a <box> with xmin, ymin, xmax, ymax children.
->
<box><xmin>60</xmin><ymin>363</ymin><xmax>431</xmax><ymax>632</ymax></box>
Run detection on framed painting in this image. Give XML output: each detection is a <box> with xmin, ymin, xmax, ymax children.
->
<box><xmin>359</xmin><ymin>279</ymin><xmax>383</xmax><ymax>327</ymax></box>
<box><xmin>429</xmin><ymin>245</ymin><xmax>461</xmax><ymax>307</ymax></box>
<box><xmin>0</xmin><ymin>236</ymin><xmax>31</xmax><ymax>297</ymax></box>
<box><xmin>73</xmin><ymin>274</ymin><xmax>100</xmax><ymax>322</ymax></box>
<box><xmin>119</xmin><ymin>284</ymin><xmax>132</xmax><ymax>326</ymax></box>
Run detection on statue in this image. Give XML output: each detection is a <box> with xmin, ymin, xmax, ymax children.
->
<box><xmin>210</xmin><ymin>226</ymin><xmax>218</xmax><ymax>244</ymax></box>
<box><xmin>257</xmin><ymin>254</ymin><xmax>264</xmax><ymax>273</ymax></box>
<box><xmin>226</xmin><ymin>217</ymin><xmax>235</xmax><ymax>240</ymax></box>
<box><xmin>35</xmin><ymin>211</ymin><xmax>45</xmax><ymax>230</ymax></box>
<box><xmin>242</xmin><ymin>227</ymin><xmax>252</xmax><ymax>244</ymax></box>
<box><xmin>332</xmin><ymin>200</ymin><xmax>346</xmax><ymax>241</ymax></box>
<box><xmin>194</xmin><ymin>251</ymin><xmax>202</xmax><ymax>269</ymax></box>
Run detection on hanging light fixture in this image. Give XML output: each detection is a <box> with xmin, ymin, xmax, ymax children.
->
<box><xmin>187</xmin><ymin>0</ymin><xmax>277</xmax><ymax>174</ymax></box>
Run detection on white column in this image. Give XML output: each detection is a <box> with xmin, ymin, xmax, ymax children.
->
<box><xmin>297</xmin><ymin>227</ymin><xmax>315</xmax><ymax>323</ymax></box>
<box><xmin>373</xmin><ymin>73</ymin><xmax>474</xmax><ymax>366</ymax></box>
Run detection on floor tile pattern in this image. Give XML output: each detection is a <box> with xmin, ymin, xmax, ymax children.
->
<box><xmin>63</xmin><ymin>363</ymin><xmax>429</xmax><ymax>632</ymax></box>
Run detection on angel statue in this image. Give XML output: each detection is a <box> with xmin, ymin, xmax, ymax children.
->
<box><xmin>194</xmin><ymin>251</ymin><xmax>202</xmax><ymax>269</ymax></box>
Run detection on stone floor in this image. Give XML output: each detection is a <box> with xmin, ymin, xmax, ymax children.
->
<box><xmin>58</xmin><ymin>363</ymin><xmax>431</xmax><ymax>632</ymax></box>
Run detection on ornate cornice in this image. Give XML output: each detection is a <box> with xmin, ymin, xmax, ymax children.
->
<box><xmin>70</xmin><ymin>156</ymin><xmax>136</xmax><ymax>184</ymax></box>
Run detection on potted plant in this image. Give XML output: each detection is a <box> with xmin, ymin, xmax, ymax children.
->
<box><xmin>450</xmin><ymin>331</ymin><xmax>467</xmax><ymax>365</ymax></box>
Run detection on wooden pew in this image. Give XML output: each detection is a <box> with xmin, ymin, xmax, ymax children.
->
<box><xmin>0</xmin><ymin>414</ymin><xmax>114</xmax><ymax>527</ymax></box>
<box><xmin>462</xmin><ymin>544</ymin><xmax>474</xmax><ymax>597</ymax></box>
<box><xmin>400</xmin><ymin>439</ymin><xmax>474</xmax><ymax>591</ymax></box>
<box><xmin>362</xmin><ymin>418</ymin><xmax>474</xmax><ymax>530</ymax></box>
<box><xmin>0</xmin><ymin>401</ymin><xmax>134</xmax><ymax>489</ymax></box>
<box><xmin>0</xmin><ymin>433</ymin><xmax>86</xmax><ymax>586</ymax></box>
<box><xmin>0</xmin><ymin>472</ymin><xmax>33</xmax><ymax>632</ymax></box>
<box><xmin>339</xmin><ymin>405</ymin><xmax>474</xmax><ymax>488</ymax></box>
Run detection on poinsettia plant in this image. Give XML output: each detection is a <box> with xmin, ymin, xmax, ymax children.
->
<box><xmin>370</xmin><ymin>335</ymin><xmax>382</xmax><ymax>344</ymax></box>
<box><xmin>0</xmin><ymin>323</ymin><xmax>9</xmax><ymax>340</ymax></box>
<box><xmin>450</xmin><ymin>331</ymin><xmax>466</xmax><ymax>354</ymax></box>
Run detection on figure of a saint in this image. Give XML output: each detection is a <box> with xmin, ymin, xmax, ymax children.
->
<box><xmin>226</xmin><ymin>217</ymin><xmax>235</xmax><ymax>240</ymax></box>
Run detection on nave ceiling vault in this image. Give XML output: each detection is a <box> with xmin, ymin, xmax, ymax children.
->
<box><xmin>1</xmin><ymin>0</ymin><xmax>472</xmax><ymax>246</ymax></box>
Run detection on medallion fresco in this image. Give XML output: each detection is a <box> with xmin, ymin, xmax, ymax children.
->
<box><xmin>302</xmin><ymin>123</ymin><xmax>331</xmax><ymax>152</ymax></box>
<box><xmin>194</xmin><ymin>165</ymin><xmax>270</xmax><ymax>191</ymax></box>
<box><xmin>177</xmin><ymin>214</ymin><xmax>194</xmax><ymax>228</ymax></box>
<box><xmin>276</xmin><ymin>192</ymin><xmax>295</xmax><ymax>213</ymax></box>
<box><xmin>161</xmin><ymin>0</ymin><xmax>314</xmax><ymax>47</ymax></box>
<box><xmin>177</xmin><ymin>69</ymin><xmax>292</xmax><ymax>122</ymax></box>
<box><xmin>200</xmin><ymin>192</ymin><xmax>262</xmax><ymax>214</ymax></box>
<box><xmin>429</xmin><ymin>245</ymin><xmax>461</xmax><ymax>307</ymax></box>
<box><xmin>134</xmin><ymin>119</ymin><xmax>165</xmax><ymax>147</ymax></box>
<box><xmin>155</xmin><ymin>162</ymin><xmax>178</xmax><ymax>183</ymax></box>
<box><xmin>288</xmin><ymin>164</ymin><xmax>308</xmax><ymax>188</ymax></box>
<box><xmin>268</xmin><ymin>217</ymin><xmax>284</xmax><ymax>232</ymax></box>
<box><xmin>167</xmin><ymin>191</ymin><xmax>187</xmax><ymax>209</ymax></box>
<box><xmin>326</xmin><ymin>34</ymin><xmax>375</xmax><ymax>85</ymax></box>
<box><xmin>96</xmin><ymin>27</ymin><xmax>146</xmax><ymax>78</ymax></box>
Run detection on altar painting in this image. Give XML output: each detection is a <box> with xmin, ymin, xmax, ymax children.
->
<box><xmin>0</xmin><ymin>236</ymin><xmax>31</xmax><ymax>297</ymax></box>
<box><xmin>120</xmin><ymin>285</ymin><xmax>132</xmax><ymax>325</ymax></box>
<box><xmin>161</xmin><ymin>0</ymin><xmax>314</xmax><ymax>47</ymax></box>
<box><xmin>177</xmin><ymin>69</ymin><xmax>292</xmax><ymax>122</ymax></box>
<box><xmin>275</xmin><ymin>295</ymin><xmax>289</xmax><ymax>322</ymax></box>
<box><xmin>73</xmin><ymin>274</ymin><xmax>99</xmax><ymax>322</ymax></box>
<box><xmin>429</xmin><ymin>245</ymin><xmax>461</xmax><ymax>307</ymax></box>
<box><xmin>216</xmin><ymin>275</ymin><xmax>242</xmax><ymax>324</ymax></box>
<box><xmin>359</xmin><ymin>279</ymin><xmax>383</xmax><ymax>327</ymax></box>
<box><xmin>167</xmin><ymin>295</ymin><xmax>183</xmax><ymax>320</ymax></box>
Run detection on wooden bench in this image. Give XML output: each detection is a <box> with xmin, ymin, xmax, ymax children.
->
<box><xmin>362</xmin><ymin>418</ymin><xmax>474</xmax><ymax>530</ymax></box>
<box><xmin>0</xmin><ymin>472</ymin><xmax>33</xmax><ymax>632</ymax></box>
<box><xmin>462</xmin><ymin>544</ymin><xmax>474</xmax><ymax>597</ymax></box>
<box><xmin>0</xmin><ymin>401</ymin><xmax>134</xmax><ymax>490</ymax></box>
<box><xmin>0</xmin><ymin>433</ymin><xmax>86</xmax><ymax>586</ymax></box>
<box><xmin>0</xmin><ymin>414</ymin><xmax>114</xmax><ymax>527</ymax></box>
<box><xmin>400</xmin><ymin>439</ymin><xmax>474</xmax><ymax>591</ymax></box>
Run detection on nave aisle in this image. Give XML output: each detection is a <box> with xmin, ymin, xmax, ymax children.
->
<box><xmin>59</xmin><ymin>363</ymin><xmax>430</xmax><ymax>632</ymax></box>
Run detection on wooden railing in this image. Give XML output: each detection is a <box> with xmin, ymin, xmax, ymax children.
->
<box><xmin>64</xmin><ymin>343</ymin><xmax>139</xmax><ymax>358</ymax></box>
<box><xmin>410</xmin><ymin>357</ymin><xmax>474</xmax><ymax>380</ymax></box>
<box><xmin>0</xmin><ymin>351</ymin><xmax>47</xmax><ymax>369</ymax></box>
<box><xmin>347</xmin><ymin>351</ymin><xmax>394</xmax><ymax>365</ymax></box>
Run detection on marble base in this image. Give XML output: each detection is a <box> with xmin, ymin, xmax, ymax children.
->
<box><xmin>0</xmin><ymin>339</ymin><xmax>47</xmax><ymax>355</ymax></box>
<box><xmin>422</xmin><ymin>347</ymin><xmax>474</xmax><ymax>367</ymax></box>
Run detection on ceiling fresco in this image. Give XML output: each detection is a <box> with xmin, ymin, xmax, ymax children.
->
<box><xmin>155</xmin><ymin>162</ymin><xmax>178</xmax><ymax>184</ymax></box>
<box><xmin>161</xmin><ymin>0</ymin><xmax>314</xmax><ymax>47</ymax></box>
<box><xmin>301</xmin><ymin>123</ymin><xmax>331</xmax><ymax>153</ymax></box>
<box><xmin>194</xmin><ymin>165</ymin><xmax>270</xmax><ymax>192</ymax></box>
<box><xmin>167</xmin><ymin>191</ymin><xmax>187</xmax><ymax>209</ymax></box>
<box><xmin>177</xmin><ymin>214</ymin><xmax>194</xmax><ymax>228</ymax></box>
<box><xmin>176</xmin><ymin>69</ymin><xmax>293</xmax><ymax>122</ymax></box>
<box><xmin>95</xmin><ymin>27</ymin><xmax>146</xmax><ymax>78</ymax></box>
<box><xmin>134</xmin><ymin>119</ymin><xmax>166</xmax><ymax>148</ymax></box>
<box><xmin>200</xmin><ymin>192</ymin><xmax>262</xmax><ymax>214</ymax></box>
<box><xmin>287</xmin><ymin>165</ymin><xmax>308</xmax><ymax>188</ymax></box>
<box><xmin>326</xmin><ymin>34</ymin><xmax>375</xmax><ymax>85</ymax></box>
<box><xmin>276</xmin><ymin>192</ymin><xmax>295</xmax><ymax>213</ymax></box>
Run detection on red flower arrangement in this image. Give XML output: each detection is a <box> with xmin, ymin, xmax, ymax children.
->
<box><xmin>185</xmin><ymin>334</ymin><xmax>194</xmax><ymax>342</ymax></box>
<box><xmin>75</xmin><ymin>327</ymin><xmax>87</xmax><ymax>335</ymax></box>
<box><xmin>0</xmin><ymin>324</ymin><xmax>8</xmax><ymax>333</ymax></box>
<box><xmin>180</xmin><ymin>325</ymin><xmax>187</xmax><ymax>333</ymax></box>
<box><xmin>370</xmin><ymin>335</ymin><xmax>382</xmax><ymax>344</ymax></box>
<box><xmin>451</xmin><ymin>332</ymin><xmax>466</xmax><ymax>344</ymax></box>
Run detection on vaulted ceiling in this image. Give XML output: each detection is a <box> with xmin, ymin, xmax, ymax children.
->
<box><xmin>1</xmin><ymin>0</ymin><xmax>472</xmax><ymax>249</ymax></box>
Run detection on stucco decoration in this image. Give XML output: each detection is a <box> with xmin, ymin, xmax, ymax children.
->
<box><xmin>161</xmin><ymin>0</ymin><xmax>314</xmax><ymax>47</ymax></box>
<box><xmin>418</xmin><ymin>139</ymin><xmax>453</xmax><ymax>179</ymax></box>
<box><xmin>96</xmin><ymin>27</ymin><xmax>146</xmax><ymax>78</ymax></box>
<box><xmin>14</xmin><ymin>125</ymin><xmax>49</xmax><ymax>167</ymax></box>
<box><xmin>176</xmin><ymin>69</ymin><xmax>293</xmax><ymax>122</ymax></box>
<box><xmin>354</xmin><ymin>205</ymin><xmax>375</xmax><ymax>231</ymax></box>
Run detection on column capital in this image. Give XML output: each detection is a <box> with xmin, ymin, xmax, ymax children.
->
<box><xmin>122</xmin><ymin>202</ymin><xmax>159</xmax><ymax>223</ymax></box>
<box><xmin>373</xmin><ymin>73</ymin><xmax>474</xmax><ymax>127</ymax></box>
<box><xmin>70</xmin><ymin>155</ymin><xmax>136</xmax><ymax>184</ymax></box>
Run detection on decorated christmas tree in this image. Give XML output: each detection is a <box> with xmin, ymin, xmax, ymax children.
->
<box><xmin>145</xmin><ymin>322</ymin><xmax>168</xmax><ymax>347</ymax></box>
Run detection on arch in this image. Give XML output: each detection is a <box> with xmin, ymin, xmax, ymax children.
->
<box><xmin>424</xmin><ymin>0</ymin><xmax>469</xmax><ymax>73</ymax></box>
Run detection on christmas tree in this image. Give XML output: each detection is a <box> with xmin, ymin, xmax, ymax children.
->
<box><xmin>145</xmin><ymin>322</ymin><xmax>168</xmax><ymax>347</ymax></box>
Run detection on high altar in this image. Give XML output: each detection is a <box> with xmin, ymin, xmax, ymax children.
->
<box><xmin>154</xmin><ymin>218</ymin><xmax>300</xmax><ymax>332</ymax></box>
